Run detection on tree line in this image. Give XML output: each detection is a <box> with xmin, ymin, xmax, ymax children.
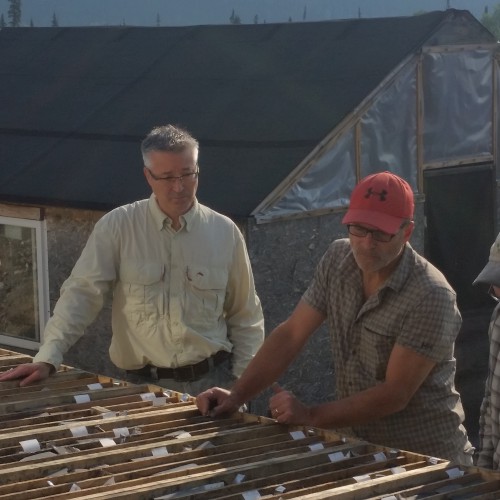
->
<box><xmin>1</xmin><ymin>0</ymin><xmax>58</xmax><ymax>28</ymax></box>
<box><xmin>2</xmin><ymin>1</ymin><xmax>499</xmax><ymax>36</ymax></box>
<box><xmin>0</xmin><ymin>1</ymin><xmax>309</xmax><ymax>28</ymax></box>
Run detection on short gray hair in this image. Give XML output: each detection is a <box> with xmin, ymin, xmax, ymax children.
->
<box><xmin>141</xmin><ymin>125</ymin><xmax>199</xmax><ymax>167</ymax></box>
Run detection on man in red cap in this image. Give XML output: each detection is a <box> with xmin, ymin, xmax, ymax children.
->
<box><xmin>197</xmin><ymin>171</ymin><xmax>473</xmax><ymax>465</ymax></box>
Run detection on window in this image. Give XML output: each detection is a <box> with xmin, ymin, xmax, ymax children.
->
<box><xmin>0</xmin><ymin>216</ymin><xmax>49</xmax><ymax>350</ymax></box>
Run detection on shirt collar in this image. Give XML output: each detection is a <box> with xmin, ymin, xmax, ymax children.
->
<box><xmin>148</xmin><ymin>195</ymin><xmax>199</xmax><ymax>232</ymax></box>
<box><xmin>339</xmin><ymin>240</ymin><xmax>413</xmax><ymax>293</ymax></box>
<box><xmin>383</xmin><ymin>242</ymin><xmax>413</xmax><ymax>292</ymax></box>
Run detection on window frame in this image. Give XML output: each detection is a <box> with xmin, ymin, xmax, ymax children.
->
<box><xmin>0</xmin><ymin>215</ymin><xmax>50</xmax><ymax>350</ymax></box>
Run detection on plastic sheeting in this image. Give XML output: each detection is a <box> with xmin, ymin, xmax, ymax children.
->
<box><xmin>256</xmin><ymin>48</ymin><xmax>494</xmax><ymax>222</ymax></box>
<box><xmin>423</xmin><ymin>49</ymin><xmax>492</xmax><ymax>163</ymax></box>
<box><xmin>255</xmin><ymin>130</ymin><xmax>356</xmax><ymax>223</ymax></box>
<box><xmin>360</xmin><ymin>61</ymin><xmax>418</xmax><ymax>190</ymax></box>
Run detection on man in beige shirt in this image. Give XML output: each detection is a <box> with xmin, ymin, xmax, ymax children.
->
<box><xmin>0</xmin><ymin>125</ymin><xmax>264</xmax><ymax>395</ymax></box>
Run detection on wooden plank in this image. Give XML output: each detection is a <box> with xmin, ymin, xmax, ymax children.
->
<box><xmin>0</xmin><ymin>203</ymin><xmax>43</xmax><ymax>220</ymax></box>
<box><xmin>0</xmin><ymin>351</ymin><xmax>497</xmax><ymax>499</ymax></box>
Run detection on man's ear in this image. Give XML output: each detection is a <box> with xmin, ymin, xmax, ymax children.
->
<box><xmin>403</xmin><ymin>221</ymin><xmax>415</xmax><ymax>241</ymax></box>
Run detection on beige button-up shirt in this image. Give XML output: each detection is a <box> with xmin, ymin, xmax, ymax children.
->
<box><xmin>35</xmin><ymin>196</ymin><xmax>264</xmax><ymax>377</ymax></box>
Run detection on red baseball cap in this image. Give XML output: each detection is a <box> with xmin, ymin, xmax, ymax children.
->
<box><xmin>342</xmin><ymin>171</ymin><xmax>414</xmax><ymax>234</ymax></box>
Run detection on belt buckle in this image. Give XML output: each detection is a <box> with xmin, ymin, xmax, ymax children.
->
<box><xmin>150</xmin><ymin>366</ymin><xmax>159</xmax><ymax>381</ymax></box>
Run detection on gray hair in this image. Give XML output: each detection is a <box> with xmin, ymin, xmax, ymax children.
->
<box><xmin>141</xmin><ymin>125</ymin><xmax>199</xmax><ymax>167</ymax></box>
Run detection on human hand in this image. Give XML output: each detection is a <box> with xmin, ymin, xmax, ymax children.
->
<box><xmin>269</xmin><ymin>383</ymin><xmax>311</xmax><ymax>425</ymax></box>
<box><xmin>196</xmin><ymin>386</ymin><xmax>241</xmax><ymax>418</ymax></box>
<box><xmin>0</xmin><ymin>362</ymin><xmax>53</xmax><ymax>387</ymax></box>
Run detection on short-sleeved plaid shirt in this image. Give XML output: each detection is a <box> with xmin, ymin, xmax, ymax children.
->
<box><xmin>303</xmin><ymin>239</ymin><xmax>473</xmax><ymax>463</ymax></box>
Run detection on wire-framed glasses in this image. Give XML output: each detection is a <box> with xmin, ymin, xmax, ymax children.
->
<box><xmin>347</xmin><ymin>224</ymin><xmax>396</xmax><ymax>243</ymax></box>
<box><xmin>147</xmin><ymin>169</ymin><xmax>199</xmax><ymax>185</ymax></box>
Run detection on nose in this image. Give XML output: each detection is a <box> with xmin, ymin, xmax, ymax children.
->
<box><xmin>170</xmin><ymin>178</ymin><xmax>185</xmax><ymax>192</ymax></box>
<box><xmin>358</xmin><ymin>232</ymin><xmax>377</xmax><ymax>247</ymax></box>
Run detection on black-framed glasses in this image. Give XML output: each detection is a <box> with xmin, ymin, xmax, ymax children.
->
<box><xmin>147</xmin><ymin>169</ymin><xmax>199</xmax><ymax>185</ymax></box>
<box><xmin>347</xmin><ymin>224</ymin><xmax>396</xmax><ymax>243</ymax></box>
<box><xmin>489</xmin><ymin>285</ymin><xmax>499</xmax><ymax>303</ymax></box>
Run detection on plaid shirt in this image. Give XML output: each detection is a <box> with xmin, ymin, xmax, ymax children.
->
<box><xmin>478</xmin><ymin>304</ymin><xmax>500</xmax><ymax>469</ymax></box>
<box><xmin>303</xmin><ymin>239</ymin><xmax>472</xmax><ymax>463</ymax></box>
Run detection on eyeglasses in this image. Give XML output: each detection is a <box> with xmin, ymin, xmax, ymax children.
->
<box><xmin>147</xmin><ymin>169</ymin><xmax>199</xmax><ymax>185</ymax></box>
<box><xmin>489</xmin><ymin>285</ymin><xmax>499</xmax><ymax>303</ymax></box>
<box><xmin>347</xmin><ymin>224</ymin><xmax>396</xmax><ymax>243</ymax></box>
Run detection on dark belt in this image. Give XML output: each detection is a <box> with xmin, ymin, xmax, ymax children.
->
<box><xmin>127</xmin><ymin>350</ymin><xmax>231</xmax><ymax>382</ymax></box>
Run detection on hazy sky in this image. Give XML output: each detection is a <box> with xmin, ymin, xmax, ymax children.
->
<box><xmin>0</xmin><ymin>0</ymin><xmax>493</xmax><ymax>27</ymax></box>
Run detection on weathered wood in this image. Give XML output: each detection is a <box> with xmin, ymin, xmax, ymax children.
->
<box><xmin>0</xmin><ymin>203</ymin><xmax>43</xmax><ymax>220</ymax></box>
<box><xmin>0</xmin><ymin>350</ymin><xmax>497</xmax><ymax>499</ymax></box>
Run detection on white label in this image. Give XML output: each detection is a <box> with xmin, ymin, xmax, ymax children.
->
<box><xmin>74</xmin><ymin>394</ymin><xmax>91</xmax><ymax>404</ymax></box>
<box><xmin>446</xmin><ymin>467</ymin><xmax>464</xmax><ymax>479</ymax></box>
<box><xmin>390</xmin><ymin>466</ymin><xmax>406</xmax><ymax>474</ymax></box>
<box><xmin>153</xmin><ymin>397</ymin><xmax>167</xmax><ymax>406</ymax></box>
<box><xmin>152</xmin><ymin>446</ymin><xmax>169</xmax><ymax>457</ymax></box>
<box><xmin>20</xmin><ymin>439</ymin><xmax>41</xmax><ymax>453</ymax></box>
<box><xmin>242</xmin><ymin>490</ymin><xmax>261</xmax><ymax>500</ymax></box>
<box><xmin>99</xmin><ymin>438</ymin><xmax>116</xmax><ymax>448</ymax></box>
<box><xmin>353</xmin><ymin>474</ymin><xmax>371</xmax><ymax>482</ymax></box>
<box><xmin>308</xmin><ymin>443</ymin><xmax>324</xmax><ymax>451</ymax></box>
<box><xmin>69</xmin><ymin>484</ymin><xmax>81</xmax><ymax>492</ymax></box>
<box><xmin>141</xmin><ymin>392</ymin><xmax>156</xmax><ymax>401</ymax></box>
<box><xmin>70</xmin><ymin>426</ymin><xmax>88</xmax><ymax>438</ymax></box>
<box><xmin>289</xmin><ymin>430</ymin><xmax>306</xmax><ymax>440</ymax></box>
<box><xmin>233</xmin><ymin>473</ymin><xmax>245</xmax><ymax>484</ymax></box>
<box><xmin>373</xmin><ymin>451</ymin><xmax>386</xmax><ymax>462</ymax></box>
<box><xmin>328</xmin><ymin>451</ymin><xmax>345</xmax><ymax>462</ymax></box>
<box><xmin>87</xmin><ymin>383</ymin><xmax>103</xmax><ymax>390</ymax></box>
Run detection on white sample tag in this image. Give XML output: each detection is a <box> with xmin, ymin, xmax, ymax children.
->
<box><xmin>152</xmin><ymin>446</ymin><xmax>169</xmax><ymax>457</ymax></box>
<box><xmin>99</xmin><ymin>438</ymin><xmax>116</xmax><ymax>448</ymax></box>
<box><xmin>74</xmin><ymin>394</ymin><xmax>91</xmax><ymax>404</ymax></box>
<box><xmin>20</xmin><ymin>439</ymin><xmax>41</xmax><ymax>453</ymax></box>
<box><xmin>70</xmin><ymin>426</ymin><xmax>88</xmax><ymax>438</ymax></box>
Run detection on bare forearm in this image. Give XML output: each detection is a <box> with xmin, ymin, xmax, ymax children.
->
<box><xmin>309</xmin><ymin>383</ymin><xmax>409</xmax><ymax>429</ymax></box>
<box><xmin>231</xmin><ymin>323</ymin><xmax>307</xmax><ymax>404</ymax></box>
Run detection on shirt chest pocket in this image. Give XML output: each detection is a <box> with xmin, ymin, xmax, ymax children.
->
<box><xmin>359</xmin><ymin>321</ymin><xmax>397</xmax><ymax>381</ymax></box>
<box><xmin>185</xmin><ymin>265</ymin><xmax>227</xmax><ymax>320</ymax></box>
<box><xmin>119</xmin><ymin>261</ymin><xmax>164</xmax><ymax>315</ymax></box>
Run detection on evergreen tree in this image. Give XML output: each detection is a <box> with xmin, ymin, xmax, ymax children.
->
<box><xmin>253</xmin><ymin>14</ymin><xmax>258</xmax><ymax>24</ymax></box>
<box><xmin>0</xmin><ymin>14</ymin><xmax>6</xmax><ymax>28</ymax></box>
<box><xmin>482</xmin><ymin>3</ymin><xmax>500</xmax><ymax>40</ymax></box>
<box><xmin>288</xmin><ymin>16</ymin><xmax>292</xmax><ymax>22</ymax></box>
<box><xmin>229</xmin><ymin>9</ymin><xmax>241</xmax><ymax>24</ymax></box>
<box><xmin>51</xmin><ymin>12</ymin><xmax>58</xmax><ymax>27</ymax></box>
<box><xmin>303</xmin><ymin>5</ymin><xmax>307</xmax><ymax>21</ymax></box>
<box><xmin>7</xmin><ymin>0</ymin><xmax>21</xmax><ymax>27</ymax></box>
<box><xmin>156</xmin><ymin>12</ymin><xmax>160</xmax><ymax>27</ymax></box>
<box><xmin>29</xmin><ymin>17</ymin><xmax>33</xmax><ymax>27</ymax></box>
